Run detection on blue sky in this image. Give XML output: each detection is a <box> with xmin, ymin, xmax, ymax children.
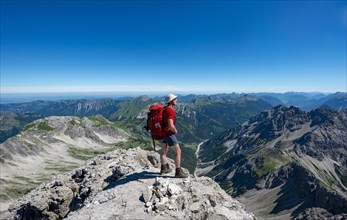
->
<box><xmin>1</xmin><ymin>0</ymin><xmax>346</xmax><ymax>94</ymax></box>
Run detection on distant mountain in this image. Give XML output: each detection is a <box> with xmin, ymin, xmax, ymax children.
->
<box><xmin>0</xmin><ymin>112</ymin><xmax>42</xmax><ymax>143</ymax></box>
<box><xmin>320</xmin><ymin>93</ymin><xmax>347</xmax><ymax>110</ymax></box>
<box><xmin>256</xmin><ymin>95</ymin><xmax>283</xmax><ymax>106</ymax></box>
<box><xmin>0</xmin><ymin>98</ymin><xmax>121</xmax><ymax>118</ymax></box>
<box><xmin>254</xmin><ymin>92</ymin><xmax>327</xmax><ymax>104</ymax></box>
<box><xmin>178</xmin><ymin>94</ymin><xmax>272</xmax><ymax>142</ymax></box>
<box><xmin>153</xmin><ymin>93</ymin><xmax>253</xmax><ymax>103</ymax></box>
<box><xmin>253</xmin><ymin>92</ymin><xmax>347</xmax><ymax>111</ymax></box>
<box><xmin>196</xmin><ymin>105</ymin><xmax>347</xmax><ymax>219</ymax></box>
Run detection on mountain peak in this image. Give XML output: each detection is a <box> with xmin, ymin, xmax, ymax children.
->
<box><xmin>239</xmin><ymin>94</ymin><xmax>259</xmax><ymax>101</ymax></box>
<box><xmin>131</xmin><ymin>95</ymin><xmax>151</xmax><ymax>104</ymax></box>
<box><xmin>310</xmin><ymin>106</ymin><xmax>341</xmax><ymax>126</ymax></box>
<box><xmin>312</xmin><ymin>105</ymin><xmax>339</xmax><ymax>115</ymax></box>
<box><xmin>248</xmin><ymin>105</ymin><xmax>308</xmax><ymax>136</ymax></box>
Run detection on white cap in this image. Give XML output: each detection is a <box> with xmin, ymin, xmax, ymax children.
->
<box><xmin>165</xmin><ymin>94</ymin><xmax>177</xmax><ymax>103</ymax></box>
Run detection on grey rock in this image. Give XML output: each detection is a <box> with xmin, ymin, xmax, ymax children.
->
<box><xmin>155</xmin><ymin>202</ymin><xmax>166</xmax><ymax>212</ymax></box>
<box><xmin>167</xmin><ymin>184</ymin><xmax>182</xmax><ymax>196</ymax></box>
<box><xmin>142</xmin><ymin>186</ymin><xmax>153</xmax><ymax>203</ymax></box>
<box><xmin>208</xmin><ymin>194</ymin><xmax>217</xmax><ymax>207</ymax></box>
<box><xmin>189</xmin><ymin>202</ymin><xmax>202</xmax><ymax>213</ymax></box>
<box><xmin>5</xmin><ymin>148</ymin><xmax>254</xmax><ymax>220</ymax></box>
<box><xmin>147</xmin><ymin>154</ymin><xmax>159</xmax><ymax>167</ymax></box>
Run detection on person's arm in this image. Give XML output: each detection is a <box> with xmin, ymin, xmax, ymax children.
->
<box><xmin>168</xmin><ymin>119</ymin><xmax>177</xmax><ymax>134</ymax></box>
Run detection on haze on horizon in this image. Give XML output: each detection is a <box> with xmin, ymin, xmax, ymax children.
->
<box><xmin>1</xmin><ymin>1</ymin><xmax>346</xmax><ymax>94</ymax></box>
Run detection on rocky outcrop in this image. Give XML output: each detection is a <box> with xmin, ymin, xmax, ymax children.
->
<box><xmin>3</xmin><ymin>147</ymin><xmax>254</xmax><ymax>220</ymax></box>
<box><xmin>137</xmin><ymin>176</ymin><xmax>252</xmax><ymax>220</ymax></box>
<box><xmin>293</xmin><ymin>207</ymin><xmax>347</xmax><ymax>220</ymax></box>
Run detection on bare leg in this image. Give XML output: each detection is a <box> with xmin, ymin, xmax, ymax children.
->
<box><xmin>160</xmin><ymin>143</ymin><xmax>169</xmax><ymax>165</ymax></box>
<box><xmin>171</xmin><ymin>144</ymin><xmax>181</xmax><ymax>168</ymax></box>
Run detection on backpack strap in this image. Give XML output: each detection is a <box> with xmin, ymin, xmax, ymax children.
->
<box><xmin>162</xmin><ymin>105</ymin><xmax>172</xmax><ymax>114</ymax></box>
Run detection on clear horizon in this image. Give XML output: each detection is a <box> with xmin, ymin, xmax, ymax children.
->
<box><xmin>1</xmin><ymin>90</ymin><xmax>345</xmax><ymax>95</ymax></box>
<box><xmin>1</xmin><ymin>1</ymin><xmax>346</xmax><ymax>94</ymax></box>
<box><xmin>1</xmin><ymin>91</ymin><xmax>345</xmax><ymax>104</ymax></box>
<box><xmin>1</xmin><ymin>87</ymin><xmax>346</xmax><ymax>94</ymax></box>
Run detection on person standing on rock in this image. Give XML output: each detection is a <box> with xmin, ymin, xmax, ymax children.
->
<box><xmin>160</xmin><ymin>94</ymin><xmax>189</xmax><ymax>178</ymax></box>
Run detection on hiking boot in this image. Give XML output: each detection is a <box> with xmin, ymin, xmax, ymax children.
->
<box><xmin>160</xmin><ymin>163</ymin><xmax>172</xmax><ymax>175</ymax></box>
<box><xmin>175</xmin><ymin>168</ymin><xmax>189</xmax><ymax>178</ymax></box>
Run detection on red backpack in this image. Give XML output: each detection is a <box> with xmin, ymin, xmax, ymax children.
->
<box><xmin>145</xmin><ymin>104</ymin><xmax>164</xmax><ymax>150</ymax></box>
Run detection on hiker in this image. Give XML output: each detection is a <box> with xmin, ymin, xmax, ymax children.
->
<box><xmin>160</xmin><ymin>94</ymin><xmax>189</xmax><ymax>178</ymax></box>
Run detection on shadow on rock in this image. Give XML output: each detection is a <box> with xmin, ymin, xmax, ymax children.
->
<box><xmin>103</xmin><ymin>171</ymin><xmax>161</xmax><ymax>191</ymax></box>
<box><xmin>14</xmin><ymin>203</ymin><xmax>51</xmax><ymax>220</ymax></box>
<box><xmin>270</xmin><ymin>179</ymin><xmax>307</xmax><ymax>216</ymax></box>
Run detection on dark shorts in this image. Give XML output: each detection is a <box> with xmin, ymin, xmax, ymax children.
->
<box><xmin>162</xmin><ymin>134</ymin><xmax>178</xmax><ymax>147</ymax></box>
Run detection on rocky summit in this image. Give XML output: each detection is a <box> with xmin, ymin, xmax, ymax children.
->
<box><xmin>2</xmin><ymin>147</ymin><xmax>254</xmax><ymax>220</ymax></box>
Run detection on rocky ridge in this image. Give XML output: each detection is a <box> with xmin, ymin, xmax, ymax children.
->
<box><xmin>3</xmin><ymin>147</ymin><xmax>254</xmax><ymax>220</ymax></box>
<box><xmin>0</xmin><ymin>99</ymin><xmax>120</xmax><ymax>118</ymax></box>
<box><xmin>0</xmin><ymin>115</ymin><xmax>129</xmax><ymax>211</ymax></box>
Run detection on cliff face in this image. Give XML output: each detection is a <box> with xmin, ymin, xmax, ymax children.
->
<box><xmin>3</xmin><ymin>147</ymin><xmax>254</xmax><ymax>220</ymax></box>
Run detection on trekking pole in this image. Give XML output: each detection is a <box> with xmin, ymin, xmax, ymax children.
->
<box><xmin>152</xmin><ymin>136</ymin><xmax>156</xmax><ymax>151</ymax></box>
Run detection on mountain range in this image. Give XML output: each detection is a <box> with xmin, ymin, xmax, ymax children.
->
<box><xmin>0</xmin><ymin>95</ymin><xmax>270</xmax><ymax>142</ymax></box>
<box><xmin>1</xmin><ymin>92</ymin><xmax>345</xmax><ymax>145</ymax></box>
<box><xmin>253</xmin><ymin>92</ymin><xmax>346</xmax><ymax>111</ymax></box>
<box><xmin>0</xmin><ymin>92</ymin><xmax>347</xmax><ymax>146</ymax></box>
<box><xmin>196</xmin><ymin>105</ymin><xmax>347</xmax><ymax>219</ymax></box>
